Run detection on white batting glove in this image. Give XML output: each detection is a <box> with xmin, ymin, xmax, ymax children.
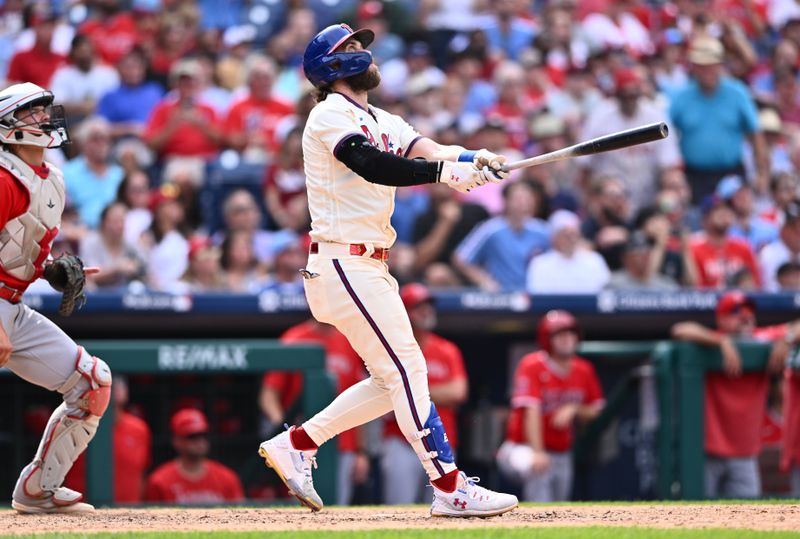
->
<box><xmin>474</xmin><ymin>149</ymin><xmax>509</xmax><ymax>183</ymax></box>
<box><xmin>438</xmin><ymin>161</ymin><xmax>486</xmax><ymax>193</ymax></box>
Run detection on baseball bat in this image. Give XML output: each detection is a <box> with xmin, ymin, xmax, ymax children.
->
<box><xmin>502</xmin><ymin>122</ymin><xmax>669</xmax><ymax>172</ymax></box>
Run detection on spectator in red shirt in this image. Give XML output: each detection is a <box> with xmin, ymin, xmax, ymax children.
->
<box><xmin>259</xmin><ymin>319</ymin><xmax>368</xmax><ymax>506</ymax></box>
<box><xmin>671</xmin><ymin>290</ymin><xmax>798</xmax><ymax>498</ymax></box>
<box><xmin>690</xmin><ymin>194</ymin><xmax>762</xmax><ymax>288</ymax></box>
<box><xmin>6</xmin><ymin>8</ymin><xmax>64</xmax><ymax>88</ymax></box>
<box><xmin>78</xmin><ymin>0</ymin><xmax>140</xmax><ymax>65</ymax></box>
<box><xmin>145</xmin><ymin>408</ymin><xmax>244</xmax><ymax>504</ymax></box>
<box><xmin>224</xmin><ymin>55</ymin><xmax>294</xmax><ymax>163</ymax></box>
<box><xmin>497</xmin><ymin>310</ymin><xmax>604</xmax><ymax>502</ymax></box>
<box><xmin>143</xmin><ymin>59</ymin><xmax>222</xmax><ymax>161</ymax></box>
<box><xmin>65</xmin><ymin>376</ymin><xmax>152</xmax><ymax>504</ymax></box>
<box><xmin>381</xmin><ymin>284</ymin><xmax>468</xmax><ymax>505</ymax></box>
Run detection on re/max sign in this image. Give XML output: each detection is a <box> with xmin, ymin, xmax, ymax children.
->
<box><xmin>157</xmin><ymin>345</ymin><xmax>249</xmax><ymax>370</ymax></box>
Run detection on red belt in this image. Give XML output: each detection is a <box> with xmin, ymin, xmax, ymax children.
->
<box><xmin>309</xmin><ymin>242</ymin><xmax>390</xmax><ymax>262</ymax></box>
<box><xmin>0</xmin><ymin>283</ymin><xmax>23</xmax><ymax>304</ymax></box>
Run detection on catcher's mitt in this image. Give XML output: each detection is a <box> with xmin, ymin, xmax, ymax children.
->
<box><xmin>43</xmin><ymin>253</ymin><xmax>87</xmax><ymax>317</ymax></box>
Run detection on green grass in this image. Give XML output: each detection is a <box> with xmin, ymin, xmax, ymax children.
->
<box><xmin>7</xmin><ymin>529</ymin><xmax>800</xmax><ymax>539</ymax></box>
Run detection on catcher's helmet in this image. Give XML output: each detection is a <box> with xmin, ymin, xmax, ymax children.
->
<box><xmin>303</xmin><ymin>23</ymin><xmax>375</xmax><ymax>88</ymax></box>
<box><xmin>0</xmin><ymin>82</ymin><xmax>69</xmax><ymax>148</ymax></box>
<box><xmin>400</xmin><ymin>283</ymin><xmax>433</xmax><ymax>311</ymax></box>
<box><xmin>537</xmin><ymin>310</ymin><xmax>580</xmax><ymax>353</ymax></box>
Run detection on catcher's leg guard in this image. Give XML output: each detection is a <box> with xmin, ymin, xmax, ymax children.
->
<box><xmin>13</xmin><ymin>348</ymin><xmax>111</xmax><ymax>512</ymax></box>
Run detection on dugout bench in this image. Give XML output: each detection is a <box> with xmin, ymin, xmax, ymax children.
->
<box><xmin>83</xmin><ymin>340</ymin><xmax>336</xmax><ymax>507</ymax></box>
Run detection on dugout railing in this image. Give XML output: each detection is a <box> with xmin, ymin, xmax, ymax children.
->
<box><xmin>82</xmin><ymin>340</ymin><xmax>336</xmax><ymax>507</ymax></box>
<box><xmin>654</xmin><ymin>341</ymin><xmax>772</xmax><ymax>500</ymax></box>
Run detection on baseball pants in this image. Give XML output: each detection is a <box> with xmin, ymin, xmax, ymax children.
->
<box><xmin>300</xmin><ymin>252</ymin><xmax>457</xmax><ymax>481</ymax></box>
<box><xmin>704</xmin><ymin>455</ymin><xmax>761</xmax><ymax>499</ymax></box>
<box><xmin>0</xmin><ymin>301</ymin><xmax>98</xmax><ymax>492</ymax></box>
<box><xmin>497</xmin><ymin>442</ymin><xmax>572</xmax><ymax>502</ymax></box>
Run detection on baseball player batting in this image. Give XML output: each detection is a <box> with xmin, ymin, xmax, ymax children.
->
<box><xmin>0</xmin><ymin>82</ymin><xmax>110</xmax><ymax>513</ymax></box>
<box><xmin>259</xmin><ymin>23</ymin><xmax>518</xmax><ymax>517</ymax></box>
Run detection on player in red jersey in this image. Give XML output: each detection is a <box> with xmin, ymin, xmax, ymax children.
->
<box><xmin>497</xmin><ymin>310</ymin><xmax>604</xmax><ymax>501</ymax></box>
<box><xmin>144</xmin><ymin>408</ymin><xmax>243</xmax><ymax>504</ymax></box>
<box><xmin>671</xmin><ymin>290</ymin><xmax>799</xmax><ymax>498</ymax></box>
<box><xmin>259</xmin><ymin>319</ymin><xmax>368</xmax><ymax>505</ymax></box>
<box><xmin>381</xmin><ymin>283</ymin><xmax>468</xmax><ymax>504</ymax></box>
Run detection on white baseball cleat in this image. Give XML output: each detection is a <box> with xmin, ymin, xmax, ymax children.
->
<box><xmin>430</xmin><ymin>472</ymin><xmax>518</xmax><ymax>518</ymax></box>
<box><xmin>258</xmin><ymin>428</ymin><xmax>323</xmax><ymax>512</ymax></box>
<box><xmin>12</xmin><ymin>487</ymin><xmax>95</xmax><ymax>514</ymax></box>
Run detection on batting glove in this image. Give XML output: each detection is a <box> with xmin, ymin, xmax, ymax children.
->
<box><xmin>437</xmin><ymin>161</ymin><xmax>486</xmax><ymax>193</ymax></box>
<box><xmin>474</xmin><ymin>149</ymin><xmax>509</xmax><ymax>183</ymax></box>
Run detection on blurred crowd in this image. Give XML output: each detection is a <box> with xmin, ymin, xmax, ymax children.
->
<box><xmin>5</xmin><ymin>0</ymin><xmax>800</xmax><ymax>294</ymax></box>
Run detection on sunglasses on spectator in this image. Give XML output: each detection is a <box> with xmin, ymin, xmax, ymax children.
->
<box><xmin>180</xmin><ymin>432</ymin><xmax>208</xmax><ymax>441</ymax></box>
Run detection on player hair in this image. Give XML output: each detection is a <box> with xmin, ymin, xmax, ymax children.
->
<box><xmin>313</xmin><ymin>84</ymin><xmax>333</xmax><ymax>103</ymax></box>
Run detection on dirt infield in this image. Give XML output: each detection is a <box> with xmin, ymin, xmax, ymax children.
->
<box><xmin>2</xmin><ymin>504</ymin><xmax>799</xmax><ymax>534</ymax></box>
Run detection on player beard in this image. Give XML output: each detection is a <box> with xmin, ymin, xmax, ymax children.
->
<box><xmin>344</xmin><ymin>65</ymin><xmax>381</xmax><ymax>93</ymax></box>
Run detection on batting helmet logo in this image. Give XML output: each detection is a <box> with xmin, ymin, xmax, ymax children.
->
<box><xmin>303</xmin><ymin>24</ymin><xmax>375</xmax><ymax>88</ymax></box>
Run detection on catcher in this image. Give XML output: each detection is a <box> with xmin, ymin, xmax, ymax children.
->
<box><xmin>0</xmin><ymin>82</ymin><xmax>109</xmax><ymax>513</ymax></box>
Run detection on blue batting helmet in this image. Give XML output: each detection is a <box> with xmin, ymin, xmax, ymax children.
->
<box><xmin>303</xmin><ymin>23</ymin><xmax>375</xmax><ymax>88</ymax></box>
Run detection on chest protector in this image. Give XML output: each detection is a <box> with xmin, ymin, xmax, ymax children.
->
<box><xmin>0</xmin><ymin>152</ymin><xmax>64</xmax><ymax>283</ymax></box>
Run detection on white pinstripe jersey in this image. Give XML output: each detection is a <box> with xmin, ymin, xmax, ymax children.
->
<box><xmin>302</xmin><ymin>92</ymin><xmax>424</xmax><ymax>249</ymax></box>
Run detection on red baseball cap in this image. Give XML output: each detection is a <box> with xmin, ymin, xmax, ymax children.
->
<box><xmin>614</xmin><ymin>68</ymin><xmax>641</xmax><ymax>92</ymax></box>
<box><xmin>148</xmin><ymin>183</ymin><xmax>180</xmax><ymax>211</ymax></box>
<box><xmin>400</xmin><ymin>283</ymin><xmax>432</xmax><ymax>311</ymax></box>
<box><xmin>715</xmin><ymin>290</ymin><xmax>755</xmax><ymax>318</ymax></box>
<box><xmin>171</xmin><ymin>408</ymin><xmax>209</xmax><ymax>437</ymax></box>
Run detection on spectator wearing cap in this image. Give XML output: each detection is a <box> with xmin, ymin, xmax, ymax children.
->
<box><xmin>216</xmin><ymin>25</ymin><xmax>257</xmax><ymax>92</ymax></box>
<box><xmin>669</xmin><ymin>36</ymin><xmax>769</xmax><ymax>201</ymax></box>
<box><xmin>716</xmin><ymin>175</ymin><xmax>778</xmax><ymax>252</ymax></box>
<box><xmin>481</xmin><ymin>0</ymin><xmax>536</xmax><ymax>61</ymax></box>
<box><xmin>412</xmin><ymin>183</ymin><xmax>489</xmax><ymax>287</ymax></box>
<box><xmin>97</xmin><ymin>47</ymin><xmax>165</xmax><ymax>139</ymax></box>
<box><xmin>454</xmin><ymin>181</ymin><xmax>549</xmax><ymax>291</ymax></box>
<box><xmin>224</xmin><ymin>55</ymin><xmax>294</xmax><ymax>163</ymax></box>
<box><xmin>80</xmin><ymin>201</ymin><xmax>146</xmax><ymax>290</ymax></box>
<box><xmin>671</xmin><ymin>291</ymin><xmax>799</xmax><ymax>499</ymax></box>
<box><xmin>378</xmin><ymin>41</ymin><xmax>445</xmax><ymax>101</ymax></box>
<box><xmin>580</xmin><ymin>67</ymin><xmax>682</xmax><ymax>213</ymax></box>
<box><xmin>527</xmin><ymin>209</ymin><xmax>611</xmax><ymax>294</ymax></box>
<box><xmin>6</xmin><ymin>5</ymin><xmax>64</xmax><ymax>87</ymax></box>
<box><xmin>170</xmin><ymin>236</ymin><xmax>225</xmax><ymax>294</ymax></box>
<box><xmin>145</xmin><ymin>408</ymin><xmax>244</xmax><ymax>504</ymax></box>
<box><xmin>606</xmin><ymin>231</ymin><xmax>679</xmax><ymax>290</ymax></box>
<box><xmin>690</xmin><ymin>194</ymin><xmax>762</xmax><ymax>288</ymax></box>
<box><xmin>143</xmin><ymin>59</ymin><xmax>223</xmax><ymax>161</ymax></box>
<box><xmin>63</xmin><ymin>116</ymin><xmax>125</xmax><ymax>228</ymax></box>
<box><xmin>759</xmin><ymin>199</ymin><xmax>800</xmax><ymax>291</ymax></box>
<box><xmin>139</xmin><ymin>184</ymin><xmax>191</xmax><ymax>291</ymax></box>
<box><xmin>580</xmin><ymin>0</ymin><xmax>653</xmax><ymax>58</ymax></box>
<box><xmin>49</xmin><ymin>34</ymin><xmax>118</xmax><ymax>124</ymax></box>
<box><xmin>744</xmin><ymin>108</ymin><xmax>792</xmax><ymax>178</ymax></box>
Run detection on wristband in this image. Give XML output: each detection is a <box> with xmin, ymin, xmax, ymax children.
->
<box><xmin>457</xmin><ymin>150</ymin><xmax>477</xmax><ymax>163</ymax></box>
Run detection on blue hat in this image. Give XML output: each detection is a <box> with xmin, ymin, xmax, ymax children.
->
<box><xmin>303</xmin><ymin>23</ymin><xmax>375</xmax><ymax>88</ymax></box>
<box><xmin>715</xmin><ymin>175</ymin><xmax>745</xmax><ymax>200</ymax></box>
<box><xmin>701</xmin><ymin>194</ymin><xmax>726</xmax><ymax>215</ymax></box>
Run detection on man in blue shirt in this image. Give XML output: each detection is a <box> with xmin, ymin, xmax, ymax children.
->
<box><xmin>453</xmin><ymin>181</ymin><xmax>549</xmax><ymax>291</ymax></box>
<box><xmin>669</xmin><ymin>36</ymin><xmax>769</xmax><ymax>202</ymax></box>
<box><xmin>97</xmin><ymin>47</ymin><xmax>163</xmax><ymax>139</ymax></box>
<box><xmin>63</xmin><ymin>117</ymin><xmax>125</xmax><ymax>228</ymax></box>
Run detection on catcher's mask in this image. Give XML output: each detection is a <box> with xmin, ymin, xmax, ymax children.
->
<box><xmin>0</xmin><ymin>82</ymin><xmax>70</xmax><ymax>149</ymax></box>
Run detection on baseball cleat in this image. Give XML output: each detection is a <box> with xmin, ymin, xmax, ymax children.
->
<box><xmin>258</xmin><ymin>428</ymin><xmax>323</xmax><ymax>512</ymax></box>
<box><xmin>430</xmin><ymin>472</ymin><xmax>518</xmax><ymax>518</ymax></box>
<box><xmin>12</xmin><ymin>487</ymin><xmax>95</xmax><ymax>514</ymax></box>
